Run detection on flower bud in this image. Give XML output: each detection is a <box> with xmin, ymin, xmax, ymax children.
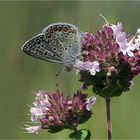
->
<box><xmin>107</xmin><ymin>72</ymin><xmax>111</xmax><ymax>77</ymax></box>
<box><xmin>48</xmin><ymin>116</ymin><xmax>54</xmax><ymax>122</ymax></box>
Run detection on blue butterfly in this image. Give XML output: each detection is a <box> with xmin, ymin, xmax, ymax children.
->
<box><xmin>22</xmin><ymin>23</ymin><xmax>83</xmax><ymax>71</ymax></box>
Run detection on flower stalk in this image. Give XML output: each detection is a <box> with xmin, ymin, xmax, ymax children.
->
<box><xmin>106</xmin><ymin>97</ymin><xmax>112</xmax><ymax>140</ymax></box>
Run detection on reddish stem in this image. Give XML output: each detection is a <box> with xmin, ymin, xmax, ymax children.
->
<box><xmin>105</xmin><ymin>97</ymin><xmax>112</xmax><ymax>140</ymax></box>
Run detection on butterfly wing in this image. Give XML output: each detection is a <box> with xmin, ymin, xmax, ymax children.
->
<box><xmin>22</xmin><ymin>33</ymin><xmax>63</xmax><ymax>63</ymax></box>
<box><xmin>62</xmin><ymin>30</ymin><xmax>83</xmax><ymax>70</ymax></box>
<box><xmin>42</xmin><ymin>23</ymin><xmax>83</xmax><ymax>70</ymax></box>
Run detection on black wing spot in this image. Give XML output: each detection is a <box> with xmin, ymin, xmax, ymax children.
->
<box><xmin>59</xmin><ymin>53</ymin><xmax>63</xmax><ymax>56</ymax></box>
<box><xmin>30</xmin><ymin>41</ymin><xmax>36</xmax><ymax>45</ymax></box>
<box><xmin>45</xmin><ymin>51</ymin><xmax>48</xmax><ymax>56</ymax></box>
<box><xmin>24</xmin><ymin>46</ymin><xmax>30</xmax><ymax>51</ymax></box>
<box><xmin>57</xmin><ymin>25</ymin><xmax>62</xmax><ymax>31</ymax></box>
<box><xmin>53</xmin><ymin>54</ymin><xmax>56</xmax><ymax>57</ymax></box>
<box><xmin>63</xmin><ymin>26</ymin><xmax>68</xmax><ymax>32</ymax></box>
<box><xmin>52</xmin><ymin>41</ymin><xmax>56</xmax><ymax>44</ymax></box>
<box><xmin>36</xmin><ymin>38</ymin><xmax>41</xmax><ymax>44</ymax></box>
<box><xmin>50</xmin><ymin>28</ymin><xmax>53</xmax><ymax>33</ymax></box>
<box><xmin>26</xmin><ymin>42</ymin><xmax>32</xmax><ymax>47</ymax></box>
<box><xmin>52</xmin><ymin>26</ymin><xmax>57</xmax><ymax>31</ymax></box>
<box><xmin>39</xmin><ymin>35</ymin><xmax>44</xmax><ymax>40</ymax></box>
<box><xmin>53</xmin><ymin>47</ymin><xmax>57</xmax><ymax>51</ymax></box>
<box><xmin>69</xmin><ymin>45</ymin><xmax>71</xmax><ymax>48</ymax></box>
<box><xmin>64</xmin><ymin>47</ymin><xmax>68</xmax><ymax>50</ymax></box>
<box><xmin>41</xmin><ymin>38</ymin><xmax>45</xmax><ymax>42</ymax></box>
<box><xmin>53</xmin><ymin>35</ymin><xmax>56</xmax><ymax>39</ymax></box>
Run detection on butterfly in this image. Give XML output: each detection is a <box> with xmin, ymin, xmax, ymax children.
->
<box><xmin>21</xmin><ymin>23</ymin><xmax>83</xmax><ymax>71</ymax></box>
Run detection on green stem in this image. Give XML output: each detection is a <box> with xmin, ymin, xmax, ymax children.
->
<box><xmin>105</xmin><ymin>97</ymin><xmax>112</xmax><ymax>140</ymax></box>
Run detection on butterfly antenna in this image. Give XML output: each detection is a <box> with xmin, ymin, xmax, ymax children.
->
<box><xmin>99</xmin><ymin>13</ymin><xmax>109</xmax><ymax>25</ymax></box>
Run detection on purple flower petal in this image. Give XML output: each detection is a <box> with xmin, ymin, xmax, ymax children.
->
<box><xmin>85</xmin><ymin>96</ymin><xmax>96</xmax><ymax>111</ymax></box>
<box><xmin>25</xmin><ymin>125</ymin><xmax>41</xmax><ymax>134</ymax></box>
<box><xmin>75</xmin><ymin>60</ymin><xmax>100</xmax><ymax>75</ymax></box>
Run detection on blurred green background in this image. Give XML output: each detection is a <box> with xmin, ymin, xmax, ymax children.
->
<box><xmin>0</xmin><ymin>1</ymin><xmax>140</xmax><ymax>139</ymax></box>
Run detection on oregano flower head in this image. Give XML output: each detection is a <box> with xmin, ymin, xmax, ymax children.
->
<box><xmin>75</xmin><ymin>17</ymin><xmax>140</xmax><ymax>97</ymax></box>
<box><xmin>25</xmin><ymin>90</ymin><xmax>96</xmax><ymax>134</ymax></box>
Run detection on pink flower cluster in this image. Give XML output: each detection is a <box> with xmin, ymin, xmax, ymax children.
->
<box><xmin>25</xmin><ymin>90</ymin><xmax>96</xmax><ymax>134</ymax></box>
<box><xmin>75</xmin><ymin>20</ymin><xmax>140</xmax><ymax>97</ymax></box>
<box><xmin>76</xmin><ymin>23</ymin><xmax>140</xmax><ymax>76</ymax></box>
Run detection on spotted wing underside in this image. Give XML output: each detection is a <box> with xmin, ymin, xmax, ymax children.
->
<box><xmin>22</xmin><ymin>34</ymin><xmax>63</xmax><ymax>63</ymax></box>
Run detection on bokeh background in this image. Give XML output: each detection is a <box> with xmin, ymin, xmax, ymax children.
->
<box><xmin>0</xmin><ymin>1</ymin><xmax>140</xmax><ymax>139</ymax></box>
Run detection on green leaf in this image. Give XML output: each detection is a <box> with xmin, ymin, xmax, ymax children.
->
<box><xmin>69</xmin><ymin>129</ymin><xmax>91</xmax><ymax>140</ymax></box>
